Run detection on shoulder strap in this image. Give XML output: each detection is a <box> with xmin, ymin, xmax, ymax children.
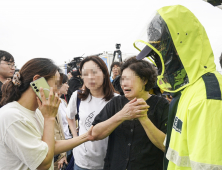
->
<box><xmin>75</xmin><ymin>90</ymin><xmax>81</xmax><ymax>121</ymax></box>
<box><xmin>202</xmin><ymin>73</ymin><xmax>222</xmax><ymax>100</ymax></box>
<box><xmin>76</xmin><ymin>90</ymin><xmax>81</xmax><ymax>114</ymax></box>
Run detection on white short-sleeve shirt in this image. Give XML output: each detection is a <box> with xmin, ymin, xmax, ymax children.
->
<box><xmin>58</xmin><ymin>99</ymin><xmax>72</xmax><ymax>139</ymax></box>
<box><xmin>67</xmin><ymin>91</ymin><xmax>118</xmax><ymax>169</ymax></box>
<box><xmin>0</xmin><ymin>101</ymin><xmax>53</xmax><ymax>170</ymax></box>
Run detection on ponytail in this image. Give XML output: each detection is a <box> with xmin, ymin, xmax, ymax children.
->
<box><xmin>0</xmin><ymin>58</ymin><xmax>58</xmax><ymax>106</ymax></box>
<box><xmin>0</xmin><ymin>80</ymin><xmax>21</xmax><ymax>106</ymax></box>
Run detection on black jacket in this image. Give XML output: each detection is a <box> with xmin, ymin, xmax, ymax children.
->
<box><xmin>66</xmin><ymin>76</ymin><xmax>83</xmax><ymax>103</ymax></box>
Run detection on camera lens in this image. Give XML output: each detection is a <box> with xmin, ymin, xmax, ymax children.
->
<box><xmin>36</xmin><ymin>89</ymin><xmax>39</xmax><ymax>92</ymax></box>
<box><xmin>32</xmin><ymin>83</ymin><xmax>35</xmax><ymax>86</ymax></box>
<box><xmin>34</xmin><ymin>86</ymin><xmax>37</xmax><ymax>89</ymax></box>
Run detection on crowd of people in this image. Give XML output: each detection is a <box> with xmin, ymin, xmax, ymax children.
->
<box><xmin>0</xmin><ymin>4</ymin><xmax>222</xmax><ymax>170</ymax></box>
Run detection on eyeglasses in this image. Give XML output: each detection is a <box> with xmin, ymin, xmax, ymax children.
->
<box><xmin>0</xmin><ymin>62</ymin><xmax>15</xmax><ymax>69</ymax></box>
<box><xmin>112</xmin><ymin>66</ymin><xmax>120</xmax><ymax>70</ymax></box>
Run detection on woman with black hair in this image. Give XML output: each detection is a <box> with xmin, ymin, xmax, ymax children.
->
<box><xmin>0</xmin><ymin>58</ymin><xmax>94</xmax><ymax>170</ymax></box>
<box><xmin>67</xmin><ymin>56</ymin><xmax>118</xmax><ymax>170</ymax></box>
<box><xmin>92</xmin><ymin>56</ymin><xmax>169</xmax><ymax>170</ymax></box>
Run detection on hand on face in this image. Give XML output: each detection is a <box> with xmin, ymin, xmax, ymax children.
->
<box><xmin>37</xmin><ymin>87</ymin><xmax>61</xmax><ymax>119</ymax></box>
<box><xmin>119</xmin><ymin>98</ymin><xmax>149</xmax><ymax>121</ymax></box>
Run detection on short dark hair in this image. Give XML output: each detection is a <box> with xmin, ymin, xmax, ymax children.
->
<box><xmin>110</xmin><ymin>62</ymin><xmax>121</xmax><ymax>71</ymax></box>
<box><xmin>58</xmin><ymin>72</ymin><xmax>68</xmax><ymax>86</ymax></box>
<box><xmin>0</xmin><ymin>50</ymin><xmax>14</xmax><ymax>62</ymax></box>
<box><xmin>62</xmin><ymin>74</ymin><xmax>68</xmax><ymax>84</ymax></box>
<box><xmin>121</xmin><ymin>57</ymin><xmax>157</xmax><ymax>91</ymax></box>
<box><xmin>79</xmin><ymin>56</ymin><xmax>114</xmax><ymax>101</ymax></box>
<box><xmin>220</xmin><ymin>53</ymin><xmax>222</xmax><ymax>68</ymax></box>
<box><xmin>0</xmin><ymin>58</ymin><xmax>58</xmax><ymax>106</ymax></box>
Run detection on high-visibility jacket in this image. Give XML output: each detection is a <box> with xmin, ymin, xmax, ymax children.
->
<box><xmin>157</xmin><ymin>5</ymin><xmax>222</xmax><ymax>170</ymax></box>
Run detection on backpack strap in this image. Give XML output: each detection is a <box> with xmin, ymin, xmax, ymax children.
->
<box><xmin>77</xmin><ymin>92</ymin><xmax>81</xmax><ymax>114</ymax></box>
<box><xmin>202</xmin><ymin>73</ymin><xmax>222</xmax><ymax>100</ymax></box>
<box><xmin>75</xmin><ymin>90</ymin><xmax>81</xmax><ymax>132</ymax></box>
<box><xmin>75</xmin><ymin>90</ymin><xmax>81</xmax><ymax>121</ymax></box>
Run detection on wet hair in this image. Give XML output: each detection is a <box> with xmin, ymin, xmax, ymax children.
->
<box><xmin>220</xmin><ymin>53</ymin><xmax>222</xmax><ymax>68</ymax></box>
<box><xmin>121</xmin><ymin>56</ymin><xmax>157</xmax><ymax>91</ymax></box>
<box><xmin>79</xmin><ymin>55</ymin><xmax>114</xmax><ymax>101</ymax></box>
<box><xmin>0</xmin><ymin>58</ymin><xmax>58</xmax><ymax>106</ymax></box>
<box><xmin>0</xmin><ymin>50</ymin><xmax>14</xmax><ymax>62</ymax></box>
<box><xmin>110</xmin><ymin>62</ymin><xmax>121</xmax><ymax>71</ymax></box>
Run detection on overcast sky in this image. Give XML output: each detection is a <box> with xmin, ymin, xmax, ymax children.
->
<box><xmin>0</xmin><ymin>0</ymin><xmax>222</xmax><ymax>72</ymax></box>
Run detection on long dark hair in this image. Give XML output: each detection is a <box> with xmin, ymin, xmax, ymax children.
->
<box><xmin>78</xmin><ymin>56</ymin><xmax>114</xmax><ymax>101</ymax></box>
<box><xmin>0</xmin><ymin>58</ymin><xmax>58</xmax><ymax>106</ymax></box>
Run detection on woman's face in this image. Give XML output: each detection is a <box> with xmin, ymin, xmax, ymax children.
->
<box><xmin>81</xmin><ymin>60</ymin><xmax>104</xmax><ymax>91</ymax></box>
<box><xmin>59</xmin><ymin>82</ymin><xmax>69</xmax><ymax>95</ymax></box>
<box><xmin>121</xmin><ymin>68</ymin><xmax>146</xmax><ymax>100</ymax></box>
<box><xmin>47</xmin><ymin>71</ymin><xmax>61</xmax><ymax>94</ymax></box>
<box><xmin>112</xmin><ymin>65</ymin><xmax>120</xmax><ymax>77</ymax></box>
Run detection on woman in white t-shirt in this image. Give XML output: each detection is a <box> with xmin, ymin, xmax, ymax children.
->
<box><xmin>67</xmin><ymin>56</ymin><xmax>117</xmax><ymax>170</ymax></box>
<box><xmin>58</xmin><ymin>73</ymin><xmax>72</xmax><ymax>140</ymax></box>
<box><xmin>0</xmin><ymin>58</ymin><xmax>94</xmax><ymax>170</ymax></box>
<box><xmin>54</xmin><ymin>73</ymin><xmax>73</xmax><ymax>169</ymax></box>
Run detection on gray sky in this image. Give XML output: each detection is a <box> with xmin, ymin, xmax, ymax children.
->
<box><xmin>0</xmin><ymin>0</ymin><xmax>222</xmax><ymax>72</ymax></box>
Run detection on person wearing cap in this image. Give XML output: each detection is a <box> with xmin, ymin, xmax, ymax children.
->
<box><xmin>135</xmin><ymin>5</ymin><xmax>222</xmax><ymax>170</ymax></box>
<box><xmin>0</xmin><ymin>50</ymin><xmax>15</xmax><ymax>106</ymax></box>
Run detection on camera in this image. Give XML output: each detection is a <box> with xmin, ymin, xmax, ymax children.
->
<box><xmin>67</xmin><ymin>57</ymin><xmax>83</xmax><ymax>77</ymax></box>
<box><xmin>116</xmin><ymin>43</ymin><xmax>121</xmax><ymax>50</ymax></box>
<box><xmin>67</xmin><ymin>57</ymin><xmax>83</xmax><ymax>70</ymax></box>
<box><xmin>31</xmin><ymin>83</ymin><xmax>39</xmax><ymax>92</ymax></box>
<box><xmin>110</xmin><ymin>43</ymin><xmax>122</xmax><ymax>75</ymax></box>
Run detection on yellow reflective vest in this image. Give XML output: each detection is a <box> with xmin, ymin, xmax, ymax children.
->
<box><xmin>156</xmin><ymin>5</ymin><xmax>222</xmax><ymax>169</ymax></box>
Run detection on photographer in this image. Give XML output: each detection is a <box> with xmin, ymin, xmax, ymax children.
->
<box><xmin>65</xmin><ymin>57</ymin><xmax>84</xmax><ymax>103</ymax></box>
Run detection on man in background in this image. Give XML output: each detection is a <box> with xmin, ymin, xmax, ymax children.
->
<box><xmin>110</xmin><ymin>62</ymin><xmax>121</xmax><ymax>83</ymax></box>
<box><xmin>66</xmin><ymin>68</ymin><xmax>83</xmax><ymax>103</ymax></box>
<box><xmin>0</xmin><ymin>50</ymin><xmax>15</xmax><ymax>103</ymax></box>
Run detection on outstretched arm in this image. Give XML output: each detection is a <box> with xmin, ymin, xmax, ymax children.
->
<box><xmin>54</xmin><ymin>126</ymin><xmax>93</xmax><ymax>155</ymax></box>
<box><xmin>92</xmin><ymin>112</ymin><xmax>123</xmax><ymax>140</ymax></box>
